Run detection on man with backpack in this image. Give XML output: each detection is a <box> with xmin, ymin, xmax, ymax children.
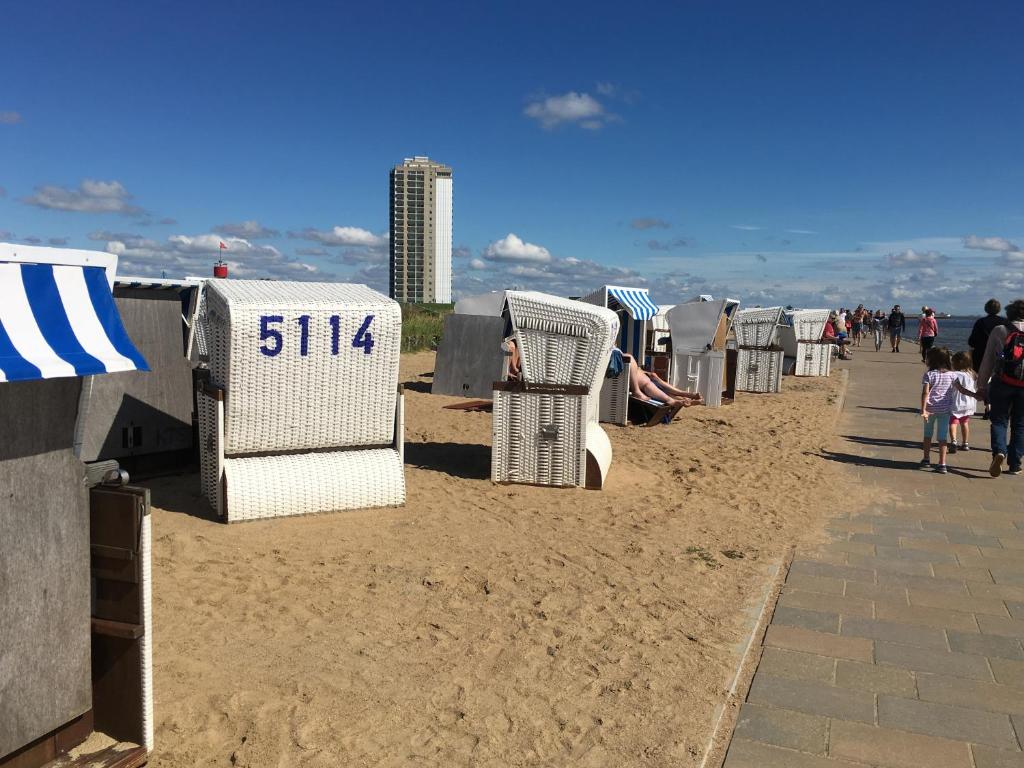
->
<box><xmin>977</xmin><ymin>299</ymin><xmax>1024</xmax><ymax>477</ymax></box>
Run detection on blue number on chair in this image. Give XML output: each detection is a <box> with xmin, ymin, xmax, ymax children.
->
<box><xmin>329</xmin><ymin>315</ymin><xmax>340</xmax><ymax>355</ymax></box>
<box><xmin>259</xmin><ymin>315</ymin><xmax>284</xmax><ymax>356</ymax></box>
<box><xmin>297</xmin><ymin>315</ymin><xmax>311</xmax><ymax>357</ymax></box>
<box><xmin>352</xmin><ymin>314</ymin><xmax>374</xmax><ymax>354</ymax></box>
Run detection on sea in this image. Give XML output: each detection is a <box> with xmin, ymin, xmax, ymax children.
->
<box><xmin>923</xmin><ymin>316</ymin><xmax>975</xmax><ymax>353</ymax></box>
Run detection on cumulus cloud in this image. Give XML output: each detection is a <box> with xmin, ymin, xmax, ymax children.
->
<box><xmin>484</xmin><ymin>233</ymin><xmax>552</xmax><ymax>263</ymax></box>
<box><xmin>469</xmin><ymin>258</ymin><xmax>486</xmax><ymax>270</ymax></box>
<box><xmin>23</xmin><ymin>236</ymin><xmax>41</xmax><ymax>244</ymax></box>
<box><xmin>95</xmin><ymin>231</ymin><xmax>323</xmax><ymax>280</ymax></box>
<box><xmin>884</xmin><ymin>249</ymin><xmax>949</xmax><ymax>267</ymax></box>
<box><xmin>524</xmin><ymin>92</ymin><xmax>615</xmax><ymax>130</ymax></box>
<box><xmin>964</xmin><ymin>235</ymin><xmax>1019</xmax><ymax>252</ymax></box>
<box><xmin>288</xmin><ymin>225</ymin><xmax>387</xmax><ymax>247</ymax></box>
<box><xmin>22</xmin><ymin>179</ymin><xmax>145</xmax><ymax>216</ymax></box>
<box><xmin>644</xmin><ymin>237</ymin><xmax>691</xmax><ymax>251</ymax></box>
<box><xmin>453</xmin><ymin>244</ymin><xmax>473</xmax><ymax>259</ymax></box>
<box><xmin>0</xmin><ymin>111</ymin><xmax>21</xmax><ymax>125</ymax></box>
<box><xmin>214</xmin><ymin>220</ymin><xmax>281</xmax><ymax>239</ymax></box>
<box><xmin>1003</xmin><ymin>251</ymin><xmax>1024</xmax><ymax>266</ymax></box>
<box><xmin>295</xmin><ymin>246</ymin><xmax>328</xmax><ymax>257</ymax></box>
<box><xmin>631</xmin><ymin>217</ymin><xmax>670</xmax><ymax>230</ymax></box>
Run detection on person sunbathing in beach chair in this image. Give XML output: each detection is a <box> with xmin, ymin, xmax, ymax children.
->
<box><xmin>626</xmin><ymin>355</ymin><xmax>702</xmax><ymax>425</ymax></box>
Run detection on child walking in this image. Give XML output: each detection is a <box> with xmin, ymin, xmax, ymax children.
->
<box><xmin>948</xmin><ymin>351</ymin><xmax>978</xmax><ymax>454</ymax></box>
<box><xmin>921</xmin><ymin>347</ymin><xmax>972</xmax><ymax>473</ymax></box>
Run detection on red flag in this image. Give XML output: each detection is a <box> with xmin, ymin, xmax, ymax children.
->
<box><xmin>219</xmin><ymin>241</ymin><xmax>227</xmax><ymax>250</ymax></box>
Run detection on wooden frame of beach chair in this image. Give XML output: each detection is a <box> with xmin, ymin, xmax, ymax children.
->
<box><xmin>196</xmin><ymin>280</ymin><xmax>406</xmax><ymax>522</ymax></box>
<box><xmin>491</xmin><ymin>292</ymin><xmax>617</xmax><ymax>489</ymax></box>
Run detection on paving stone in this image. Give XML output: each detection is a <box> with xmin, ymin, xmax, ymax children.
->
<box><xmin>1008</xmin><ymin>602</ymin><xmax>1024</xmax><ymax>619</ymax></box>
<box><xmin>981</xmin><ymin>547</ymin><xmax>1024</xmax><ymax>563</ymax></box>
<box><xmin>874</xmin><ymin>601</ymin><xmax>980</xmax><ymax>632</ymax></box>
<box><xmin>834</xmin><ymin>659</ymin><xmax>916</xmax><ymax>695</ymax></box>
<box><xmin>756</xmin><ymin>647</ymin><xmax>835</xmax><ymax>684</ymax></box>
<box><xmin>971</xmin><ymin>745</ymin><xmax>1024</xmax><ymax>768</ymax></box>
<box><xmin>916</xmin><ymin>672</ymin><xmax>1024</xmax><ymax>715</ymax></box>
<box><xmin>876</xmin><ymin>572</ymin><xmax>970</xmax><ymax>595</ymax></box>
<box><xmin>847</xmin><ymin>554</ymin><xmax>933</xmax><ymax>575</ymax></box>
<box><xmin>779</xmin><ymin>590</ymin><xmax>874</xmax><ymax>619</ymax></box>
<box><xmin>764</xmin><ymin>625</ymin><xmax>874</xmax><ymax>662</ymax></box>
<box><xmin>874</xmin><ymin>640</ymin><xmax>991</xmax><ymax>680</ymax></box>
<box><xmin>877</xmin><ymin>545</ymin><xmax>957</xmax><ymax>564</ymax></box>
<box><xmin>789</xmin><ymin>560</ymin><xmax>876</xmax><ymax>583</ymax></box>
<box><xmin>900</xmin><ymin>539</ymin><xmax>983</xmax><ymax>557</ymax></box>
<box><xmin>945</xmin><ymin>532</ymin><xmax>1003</xmax><ymax>547</ymax></box>
<box><xmin>725</xmin><ymin>739</ymin><xmax>871</xmax><ymax>768</ymax></box>
<box><xmin>997</xmin><ymin>534</ymin><xmax>1024</xmax><ymax>550</ymax></box>
<box><xmin>932</xmin><ymin>562</ymin><xmax>994</xmax><ymax>582</ymax></box>
<box><xmin>841</xmin><ymin>616</ymin><xmax>948</xmax><ymax>649</ymax></box>
<box><xmin>989</xmin><ymin>656</ymin><xmax>1024</xmax><ymax>688</ymax></box>
<box><xmin>877</xmin><ymin>694</ymin><xmax>1018</xmax><ymax>749</ymax></box>
<box><xmin>732</xmin><ymin>702</ymin><xmax>828</xmax><ymax>753</ymax></box>
<box><xmin>947</xmin><ymin>629</ymin><xmax>1024</xmax><ymax>660</ymax></box>
<box><xmin>978</xmin><ymin>615</ymin><xmax>1024</xmax><ymax>639</ymax></box>
<box><xmin>826</xmin><ymin>541</ymin><xmax>877</xmax><ymax>557</ymax></box>
<box><xmin>828</xmin><ymin>720</ymin><xmax>973</xmax><ymax>768</ymax></box>
<box><xmin>909</xmin><ymin>587</ymin><xmax>1009</xmax><ymax>616</ymax></box>
<box><xmin>785</xmin><ymin>572</ymin><xmax>846</xmax><ymax>595</ymax></box>
<box><xmin>747</xmin><ymin>675</ymin><xmax>874</xmax><ymax>723</ymax></box>
<box><xmin>970</xmin><ymin>581</ymin><xmax>1024</xmax><ymax>602</ymax></box>
<box><xmin>842</xmin><ymin>580</ymin><xmax>907</xmax><ymax>603</ymax></box>
<box><xmin>772</xmin><ymin>606</ymin><xmax>841</xmax><ymax>633</ymax></box>
<box><xmin>992</xmin><ymin>569</ymin><xmax>1024</xmax><ymax>587</ymax></box>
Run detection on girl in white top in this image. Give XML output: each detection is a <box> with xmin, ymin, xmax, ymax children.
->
<box><xmin>948</xmin><ymin>351</ymin><xmax>977</xmax><ymax>453</ymax></box>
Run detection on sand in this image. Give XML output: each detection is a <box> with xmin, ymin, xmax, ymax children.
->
<box><xmin>146</xmin><ymin>352</ymin><xmax>861</xmax><ymax>767</ymax></box>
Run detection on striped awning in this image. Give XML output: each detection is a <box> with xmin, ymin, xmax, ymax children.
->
<box><xmin>0</xmin><ymin>263</ymin><xmax>149</xmax><ymax>382</ymax></box>
<box><xmin>608</xmin><ymin>287</ymin><xmax>659</xmax><ymax>320</ymax></box>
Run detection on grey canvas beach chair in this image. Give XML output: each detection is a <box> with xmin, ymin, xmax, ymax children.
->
<box><xmin>197</xmin><ymin>280</ymin><xmax>405</xmax><ymax>522</ymax></box>
<box><xmin>666</xmin><ymin>299</ymin><xmax>739</xmax><ymax>408</ymax></box>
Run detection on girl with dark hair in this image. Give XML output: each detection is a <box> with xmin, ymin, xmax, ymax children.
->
<box><xmin>918</xmin><ymin>308</ymin><xmax>938</xmax><ymax>363</ymax></box>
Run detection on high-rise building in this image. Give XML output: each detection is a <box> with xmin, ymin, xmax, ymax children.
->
<box><xmin>389</xmin><ymin>156</ymin><xmax>453</xmax><ymax>304</ymax></box>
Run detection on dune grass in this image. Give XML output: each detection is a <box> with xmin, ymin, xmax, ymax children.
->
<box><xmin>400</xmin><ymin>303</ymin><xmax>453</xmax><ymax>352</ymax></box>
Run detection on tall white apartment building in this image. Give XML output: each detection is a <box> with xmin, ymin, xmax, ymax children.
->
<box><xmin>389</xmin><ymin>156</ymin><xmax>453</xmax><ymax>303</ymax></box>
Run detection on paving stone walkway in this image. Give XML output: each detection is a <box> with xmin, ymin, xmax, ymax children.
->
<box><xmin>724</xmin><ymin>348</ymin><xmax>1024</xmax><ymax>768</ymax></box>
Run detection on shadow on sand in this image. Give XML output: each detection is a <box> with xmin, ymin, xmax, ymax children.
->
<box><xmin>143</xmin><ymin>472</ymin><xmax>222</xmax><ymax>522</ymax></box>
<box><xmin>404</xmin><ymin>441</ymin><xmax>491</xmax><ymax>480</ymax></box>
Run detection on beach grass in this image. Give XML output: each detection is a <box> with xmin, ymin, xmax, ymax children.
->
<box><xmin>400</xmin><ymin>302</ymin><xmax>453</xmax><ymax>352</ymax></box>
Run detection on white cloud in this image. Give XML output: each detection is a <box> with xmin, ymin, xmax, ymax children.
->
<box><xmin>1003</xmin><ymin>251</ymin><xmax>1024</xmax><ymax>266</ymax></box>
<box><xmin>523</xmin><ymin>92</ymin><xmax>615</xmax><ymax>130</ymax></box>
<box><xmin>964</xmin><ymin>235</ymin><xmax>1019</xmax><ymax>252</ymax></box>
<box><xmin>785</xmin><ymin>229</ymin><xmax>816</xmax><ymax>235</ymax></box>
<box><xmin>214</xmin><ymin>220</ymin><xmax>280</xmax><ymax>239</ymax></box>
<box><xmin>22</xmin><ymin>179</ymin><xmax>144</xmax><ymax>216</ymax></box>
<box><xmin>469</xmin><ymin>258</ymin><xmax>486</xmax><ymax>270</ymax></box>
<box><xmin>730</xmin><ymin>224</ymin><xmax>762</xmax><ymax>231</ymax></box>
<box><xmin>884</xmin><ymin>249</ymin><xmax>949</xmax><ymax>267</ymax></box>
<box><xmin>0</xmin><ymin>111</ymin><xmax>21</xmax><ymax>125</ymax></box>
<box><xmin>484</xmin><ymin>233</ymin><xmax>552</xmax><ymax>263</ymax></box>
<box><xmin>289</xmin><ymin>225</ymin><xmax>387</xmax><ymax>247</ymax></box>
<box><xmin>98</xmin><ymin>230</ymin><xmax>323</xmax><ymax>280</ymax></box>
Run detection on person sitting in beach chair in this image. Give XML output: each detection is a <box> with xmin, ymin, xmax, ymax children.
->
<box><xmin>822</xmin><ymin>316</ymin><xmax>853</xmax><ymax>360</ymax></box>
<box><xmin>625</xmin><ymin>354</ymin><xmax>702</xmax><ymax>425</ymax></box>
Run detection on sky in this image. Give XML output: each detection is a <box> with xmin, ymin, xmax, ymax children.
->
<box><xmin>2</xmin><ymin>0</ymin><xmax>1023</xmax><ymax>313</ymax></box>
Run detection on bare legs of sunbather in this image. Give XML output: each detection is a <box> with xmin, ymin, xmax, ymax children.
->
<box><xmin>628</xmin><ymin>357</ymin><xmax>702</xmax><ymax>407</ymax></box>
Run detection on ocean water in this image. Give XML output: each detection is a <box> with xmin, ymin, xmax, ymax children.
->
<box><xmin>927</xmin><ymin>316</ymin><xmax>975</xmax><ymax>353</ymax></box>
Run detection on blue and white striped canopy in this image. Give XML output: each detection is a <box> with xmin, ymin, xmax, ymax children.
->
<box><xmin>0</xmin><ymin>262</ymin><xmax>148</xmax><ymax>382</ymax></box>
<box><xmin>608</xmin><ymin>287</ymin><xmax>659</xmax><ymax>320</ymax></box>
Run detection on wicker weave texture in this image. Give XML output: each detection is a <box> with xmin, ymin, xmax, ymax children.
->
<box><xmin>599</xmin><ymin>367</ymin><xmax>629</xmax><ymax>425</ymax></box>
<box><xmin>197</xmin><ymin>391</ymin><xmax>224</xmax><ymax>517</ymax></box>
<box><xmin>492</xmin><ymin>390</ymin><xmax>587</xmax><ymax>486</ymax></box>
<box><xmin>789</xmin><ymin>309</ymin><xmax>831</xmax><ymax>342</ymax></box>
<box><xmin>736</xmin><ymin>348</ymin><xmax>783</xmax><ymax>393</ymax></box>
<box><xmin>140</xmin><ymin>512</ymin><xmax>154</xmax><ymax>752</ymax></box>
<box><xmin>504</xmin><ymin>291</ymin><xmax>618</xmax><ymax>392</ymax></box>
<box><xmin>794</xmin><ymin>342</ymin><xmax>831</xmax><ymax>377</ymax></box>
<box><xmin>223</xmin><ymin>448</ymin><xmax>405</xmax><ymax>522</ymax></box>
<box><xmin>204</xmin><ymin>280</ymin><xmax>401</xmax><ymax>454</ymax></box>
<box><xmin>671</xmin><ymin>350</ymin><xmax>725</xmax><ymax>407</ymax></box>
<box><xmin>733</xmin><ymin>307</ymin><xmax>785</xmax><ymax>348</ymax></box>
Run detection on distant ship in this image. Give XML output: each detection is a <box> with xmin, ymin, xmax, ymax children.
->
<box><xmin>935</xmin><ymin>312</ymin><xmax>952</xmax><ymax>319</ymax></box>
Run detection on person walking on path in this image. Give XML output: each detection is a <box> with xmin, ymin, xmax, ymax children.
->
<box><xmin>920</xmin><ymin>347</ymin><xmax>962</xmax><ymax>474</ymax></box>
<box><xmin>968</xmin><ymin>298</ymin><xmax>1007</xmax><ymax>373</ymax></box>
<box><xmin>948</xmin><ymin>351</ymin><xmax>977</xmax><ymax>453</ymax></box>
<box><xmin>977</xmin><ymin>299</ymin><xmax>1024</xmax><ymax>477</ymax></box>
<box><xmin>917</xmin><ymin>307</ymin><xmax>938</xmax><ymax>362</ymax></box>
<box><xmin>888</xmin><ymin>305</ymin><xmax>906</xmax><ymax>352</ymax></box>
<box><xmin>872</xmin><ymin>309</ymin><xmax>886</xmax><ymax>351</ymax></box>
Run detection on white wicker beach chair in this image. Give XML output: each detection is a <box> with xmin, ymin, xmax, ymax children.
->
<box><xmin>733</xmin><ymin>306</ymin><xmax>785</xmax><ymax>348</ymax></box>
<box><xmin>736</xmin><ymin>348</ymin><xmax>784</xmax><ymax>393</ymax></box>
<box><xmin>197</xmin><ymin>280</ymin><xmax>405</xmax><ymax>521</ymax></box>
<box><xmin>492</xmin><ymin>292</ymin><xmax>618</xmax><ymax>489</ymax></box>
<box><xmin>779</xmin><ymin>309</ymin><xmax>833</xmax><ymax>377</ymax></box>
<box><xmin>599</xmin><ymin>363</ymin><xmax>629</xmax><ymax>425</ymax></box>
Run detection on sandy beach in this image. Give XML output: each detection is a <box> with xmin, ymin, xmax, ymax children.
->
<box><xmin>145</xmin><ymin>352</ymin><xmax>863</xmax><ymax>768</ymax></box>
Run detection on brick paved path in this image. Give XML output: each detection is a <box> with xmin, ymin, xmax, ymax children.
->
<box><xmin>724</xmin><ymin>349</ymin><xmax>1024</xmax><ymax>768</ymax></box>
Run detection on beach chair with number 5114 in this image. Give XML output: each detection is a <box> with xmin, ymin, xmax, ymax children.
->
<box><xmin>197</xmin><ymin>280</ymin><xmax>405</xmax><ymax>522</ymax></box>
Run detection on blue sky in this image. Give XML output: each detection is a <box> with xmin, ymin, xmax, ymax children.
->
<box><xmin>2</xmin><ymin>0</ymin><xmax>1023</xmax><ymax>312</ymax></box>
